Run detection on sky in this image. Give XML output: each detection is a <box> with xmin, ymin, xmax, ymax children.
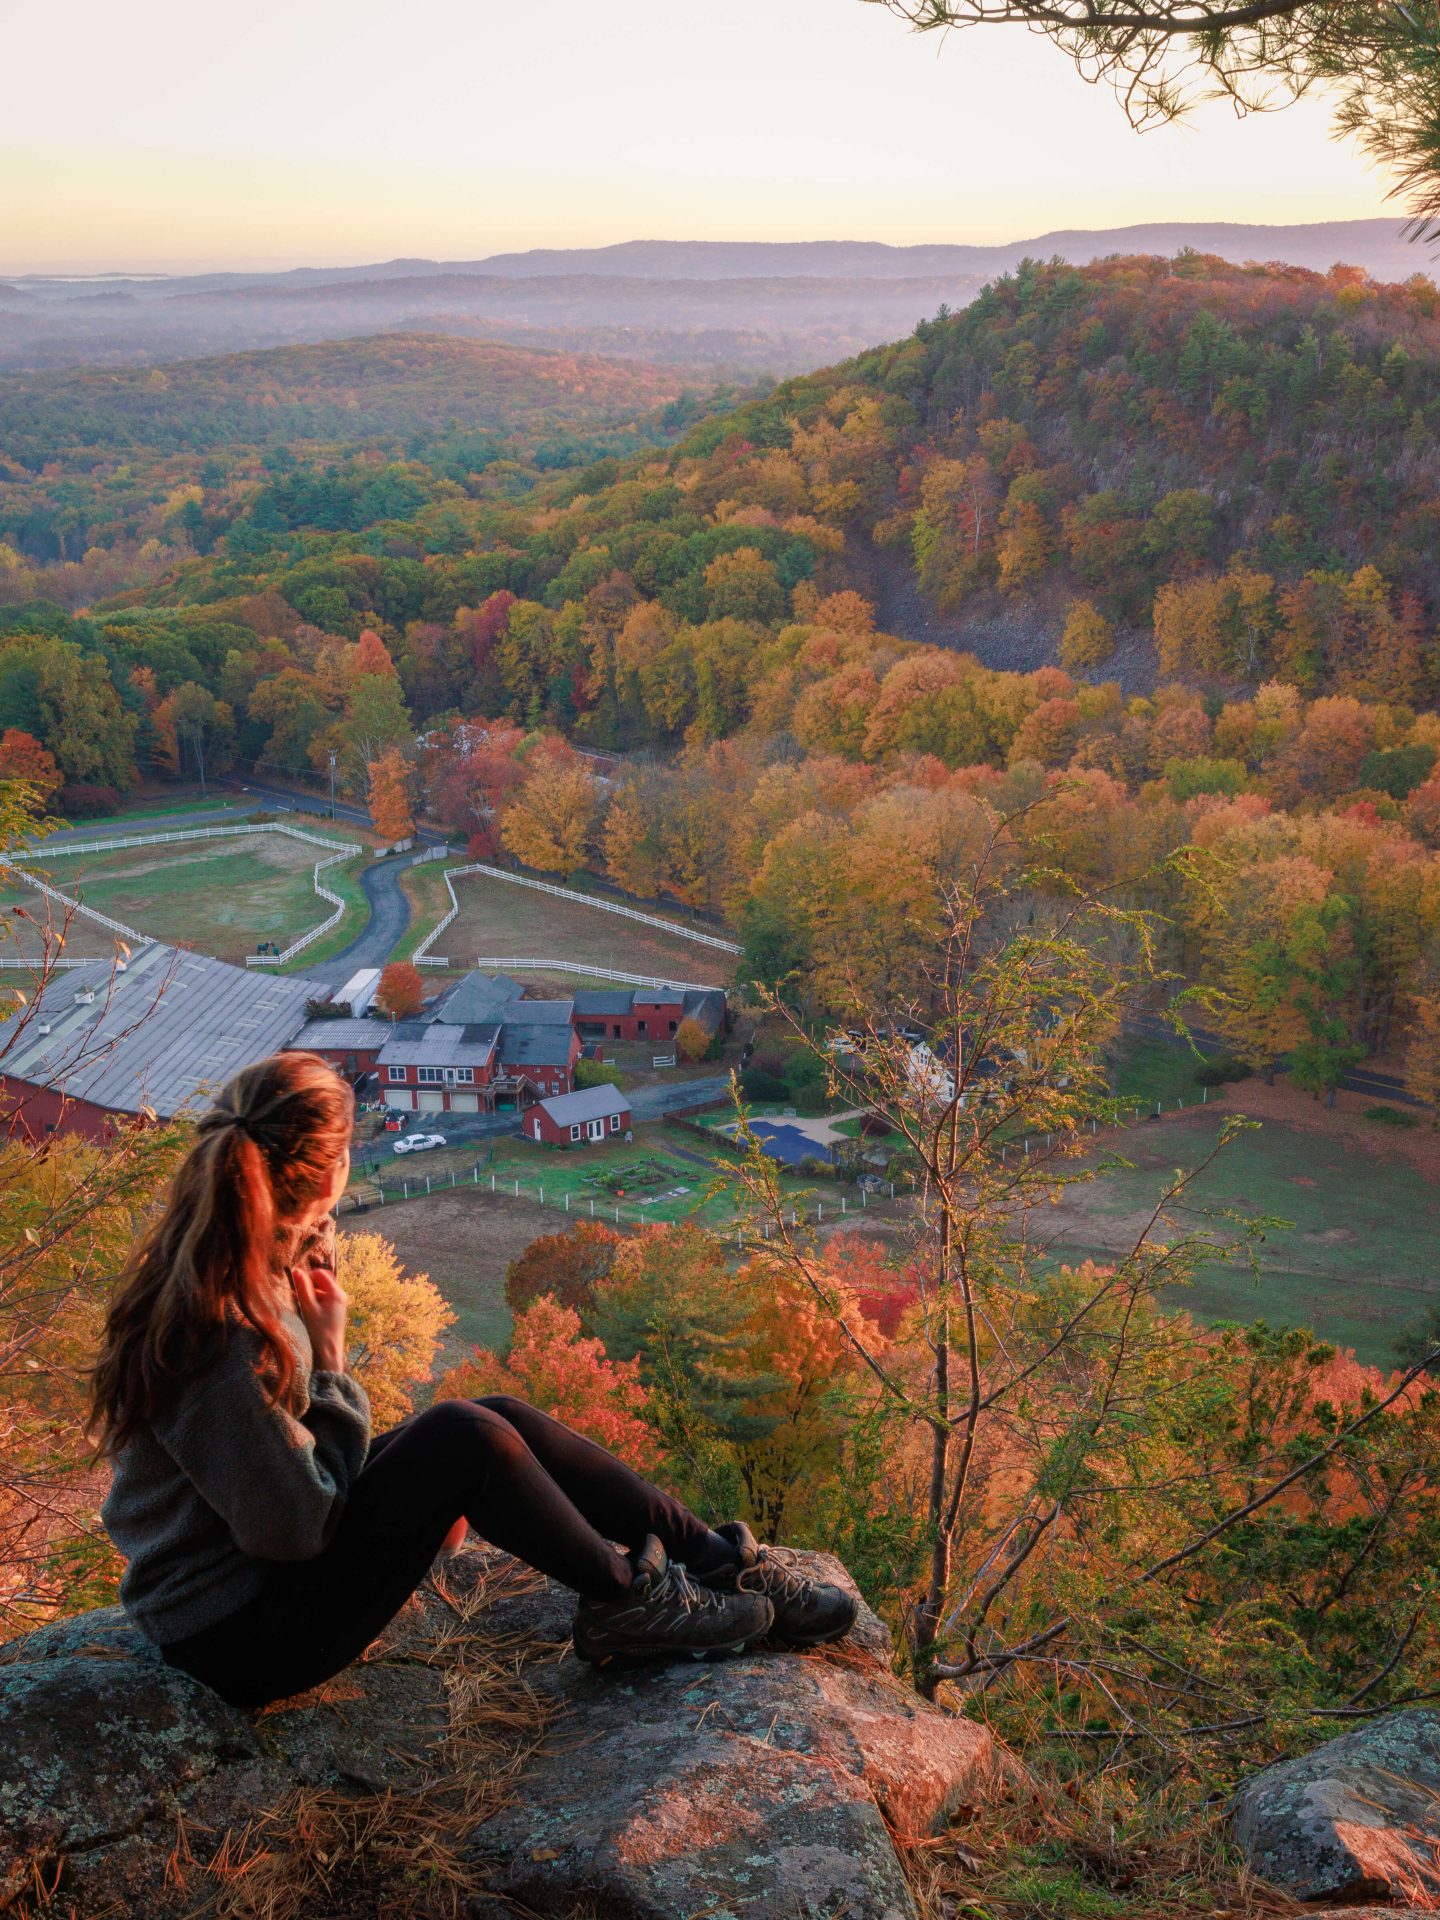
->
<box><xmin>0</xmin><ymin>0</ymin><xmax>1400</xmax><ymax>276</ymax></box>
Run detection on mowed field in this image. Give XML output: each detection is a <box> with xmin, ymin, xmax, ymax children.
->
<box><xmin>339</xmin><ymin>1189</ymin><xmax>549</xmax><ymax>1368</ymax></box>
<box><xmin>437</xmin><ymin>872</ymin><xmax>734</xmax><ymax>986</ymax></box>
<box><xmin>2</xmin><ymin>835</ymin><xmax>344</xmax><ymax>967</ymax></box>
<box><xmin>1040</xmin><ymin>1095</ymin><xmax>1440</xmax><ymax>1367</ymax></box>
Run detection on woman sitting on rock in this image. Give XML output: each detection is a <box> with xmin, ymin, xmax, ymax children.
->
<box><xmin>91</xmin><ymin>1052</ymin><xmax>854</xmax><ymax>1710</ymax></box>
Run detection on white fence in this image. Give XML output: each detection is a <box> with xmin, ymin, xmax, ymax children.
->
<box><xmin>0</xmin><ymin>855</ymin><xmax>153</xmax><ymax>952</ymax></box>
<box><xmin>471</xmin><ymin>958</ymin><xmax>724</xmax><ymax>991</ymax></box>
<box><xmin>411</xmin><ymin>861</ymin><xmax>741</xmax><ymax>970</ymax></box>
<box><xmin>25</xmin><ymin>821</ymin><xmax>358</xmax><ymax>860</ymax></box>
<box><xmin>2</xmin><ymin>821</ymin><xmax>364</xmax><ymax>972</ymax></box>
<box><xmin>0</xmin><ymin>954</ymin><xmax>95</xmax><ymax>971</ymax></box>
<box><xmin>410</xmin><ymin>843</ymin><xmax>450</xmax><ymax>867</ymax></box>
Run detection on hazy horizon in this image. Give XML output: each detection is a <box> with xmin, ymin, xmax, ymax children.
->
<box><xmin>5</xmin><ymin>217</ymin><xmax>1421</xmax><ymax>287</ymax></box>
<box><xmin>3</xmin><ymin>0</ymin><xmax>1399</xmax><ymax>278</ymax></box>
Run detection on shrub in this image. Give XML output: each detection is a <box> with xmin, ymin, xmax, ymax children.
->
<box><xmin>1366</xmin><ymin>1104</ymin><xmax>1420</xmax><ymax>1128</ymax></box>
<box><xmin>740</xmin><ymin>1068</ymin><xmax>789</xmax><ymax>1103</ymax></box>
<box><xmin>57</xmin><ymin>782</ymin><xmax>123</xmax><ymax>818</ymax></box>
<box><xmin>859</xmin><ymin>1112</ymin><xmax>892</xmax><ymax>1138</ymax></box>
<box><xmin>1195</xmin><ymin>1053</ymin><xmax>1250</xmax><ymax>1087</ymax></box>
<box><xmin>575</xmin><ymin>1057</ymin><xmax>624</xmax><ymax>1091</ymax></box>
<box><xmin>782</xmin><ymin>1049</ymin><xmax>826</xmax><ymax>1093</ymax></box>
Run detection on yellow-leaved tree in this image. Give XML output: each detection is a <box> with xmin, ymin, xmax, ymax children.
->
<box><xmin>500</xmin><ymin>745</ymin><xmax>598</xmax><ymax>875</ymax></box>
<box><xmin>336</xmin><ymin>1231</ymin><xmax>453</xmax><ymax>1427</ymax></box>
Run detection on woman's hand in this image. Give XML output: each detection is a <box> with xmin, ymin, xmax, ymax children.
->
<box><xmin>292</xmin><ymin>1263</ymin><xmax>349</xmax><ymax>1374</ymax></box>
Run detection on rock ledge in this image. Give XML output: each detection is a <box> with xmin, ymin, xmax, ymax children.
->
<box><xmin>0</xmin><ymin>1547</ymin><xmax>995</xmax><ymax>1919</ymax></box>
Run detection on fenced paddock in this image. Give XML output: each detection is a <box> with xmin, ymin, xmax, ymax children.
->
<box><xmin>413</xmin><ymin>864</ymin><xmax>737</xmax><ymax>980</ymax></box>
<box><xmin>0</xmin><ymin>822</ymin><xmax>363</xmax><ymax>969</ymax></box>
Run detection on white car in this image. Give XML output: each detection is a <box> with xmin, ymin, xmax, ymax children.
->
<box><xmin>392</xmin><ymin>1132</ymin><xmax>446</xmax><ymax>1154</ymax></box>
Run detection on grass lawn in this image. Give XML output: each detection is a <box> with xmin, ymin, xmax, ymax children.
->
<box><xmin>277</xmin><ymin>851</ymin><xmax>370</xmax><ymax>971</ymax></box>
<box><xmin>1041</xmin><ymin>1103</ymin><xmax>1440</xmax><ymax>1367</ymax></box>
<box><xmin>483</xmin><ymin>1124</ymin><xmax>742</xmax><ymax>1228</ymax></box>
<box><xmin>440</xmin><ymin>871</ymin><xmax>734</xmax><ymax>987</ymax></box>
<box><xmin>392</xmin><ymin>862</ymin><xmax>455</xmax><ymax>963</ymax></box>
<box><xmin>56</xmin><ymin>795</ymin><xmax>240</xmax><ymax>832</ymax></box>
<box><xmin>1108</xmin><ymin>1036</ymin><xmax>1220</xmax><ymax>1109</ymax></box>
<box><xmin>29</xmin><ymin>834</ymin><xmax>362</xmax><ymax>967</ymax></box>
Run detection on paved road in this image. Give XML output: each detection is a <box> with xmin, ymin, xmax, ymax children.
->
<box><xmin>1125</xmin><ymin>1012</ymin><xmax>1426</xmax><ymax>1110</ymax></box>
<box><xmin>629</xmin><ymin>1074</ymin><xmax>731</xmax><ymax>1119</ymax></box>
<box><xmin>226</xmin><ymin>777</ymin><xmax>445</xmax><ymax>849</ymax></box>
<box><xmin>362</xmin><ymin>1074</ymin><xmax>733</xmax><ymax>1161</ymax></box>
<box><xmin>24</xmin><ymin>801</ymin><xmax>258</xmax><ymax>852</ymax></box>
<box><xmin>224</xmin><ymin>776</ymin><xmax>454</xmax><ymax>985</ymax></box>
<box><xmin>306</xmin><ymin>854</ymin><xmax>415</xmax><ymax>985</ymax></box>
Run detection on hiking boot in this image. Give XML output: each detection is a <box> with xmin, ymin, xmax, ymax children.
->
<box><xmin>699</xmin><ymin>1521</ymin><xmax>858</xmax><ymax>1649</ymax></box>
<box><xmin>572</xmin><ymin>1535</ymin><xmax>773</xmax><ymax>1668</ymax></box>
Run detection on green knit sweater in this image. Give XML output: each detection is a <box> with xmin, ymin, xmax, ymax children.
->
<box><xmin>101</xmin><ymin>1302</ymin><xmax>371</xmax><ymax>1645</ymax></box>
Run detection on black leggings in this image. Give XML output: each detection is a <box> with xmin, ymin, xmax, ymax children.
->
<box><xmin>160</xmin><ymin>1395</ymin><xmax>722</xmax><ymax>1709</ymax></box>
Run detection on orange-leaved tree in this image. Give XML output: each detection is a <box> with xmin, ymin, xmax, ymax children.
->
<box><xmin>435</xmin><ymin>1295</ymin><xmax>657</xmax><ymax>1471</ymax></box>
<box><xmin>367</xmin><ymin>746</ymin><xmax>415</xmax><ymax>844</ymax></box>
<box><xmin>500</xmin><ymin>743</ymin><xmax>598</xmax><ymax>875</ymax></box>
<box><xmin>0</xmin><ymin>730</ymin><xmax>62</xmax><ymax>804</ymax></box>
<box><xmin>674</xmin><ymin>1015</ymin><xmax>711</xmax><ymax>1064</ymax></box>
<box><xmin>504</xmin><ymin>1219</ymin><xmax>624</xmax><ymax>1318</ymax></box>
<box><xmin>376</xmin><ymin>961</ymin><xmax>424</xmax><ymax>1020</ymax></box>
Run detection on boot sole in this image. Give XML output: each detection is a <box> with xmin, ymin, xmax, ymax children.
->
<box><xmin>763</xmin><ymin>1625</ymin><xmax>854</xmax><ymax>1649</ymax></box>
<box><xmin>574</xmin><ymin>1632</ymin><xmax>768</xmax><ymax>1670</ymax></box>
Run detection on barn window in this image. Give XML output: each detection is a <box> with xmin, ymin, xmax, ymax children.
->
<box><xmin>387</xmin><ymin>1066</ymin><xmax>406</xmax><ymax>1083</ymax></box>
<box><xmin>417</xmin><ymin>1066</ymin><xmax>443</xmax><ymax>1085</ymax></box>
<box><xmin>570</xmin><ymin>1124</ymin><xmax>581</xmax><ymax>1141</ymax></box>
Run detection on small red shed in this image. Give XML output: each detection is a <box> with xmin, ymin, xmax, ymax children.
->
<box><xmin>528</xmin><ymin>1083</ymin><xmax>631</xmax><ymax>1148</ymax></box>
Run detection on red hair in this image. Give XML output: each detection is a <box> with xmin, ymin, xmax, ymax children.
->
<box><xmin>89</xmin><ymin>1053</ymin><xmax>353</xmax><ymax>1453</ymax></box>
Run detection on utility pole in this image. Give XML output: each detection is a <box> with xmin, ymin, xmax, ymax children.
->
<box><xmin>328</xmin><ymin>749</ymin><xmax>337</xmax><ymax>822</ymax></box>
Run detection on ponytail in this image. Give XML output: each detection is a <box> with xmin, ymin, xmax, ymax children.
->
<box><xmin>89</xmin><ymin>1053</ymin><xmax>353</xmax><ymax>1453</ymax></box>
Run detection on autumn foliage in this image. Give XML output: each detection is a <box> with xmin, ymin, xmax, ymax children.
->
<box><xmin>434</xmin><ymin>1295</ymin><xmax>658</xmax><ymax>1472</ymax></box>
<box><xmin>375</xmin><ymin>961</ymin><xmax>424</xmax><ymax>1020</ymax></box>
<box><xmin>366</xmin><ymin>746</ymin><xmax>414</xmax><ymax>844</ymax></box>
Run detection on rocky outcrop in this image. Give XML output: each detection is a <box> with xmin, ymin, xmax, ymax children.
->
<box><xmin>0</xmin><ymin>1547</ymin><xmax>995</xmax><ymax>1918</ymax></box>
<box><xmin>1233</xmin><ymin>1708</ymin><xmax>1440</xmax><ymax>1909</ymax></box>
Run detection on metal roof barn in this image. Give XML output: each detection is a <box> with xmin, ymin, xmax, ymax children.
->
<box><xmin>2</xmin><ymin>945</ymin><xmax>327</xmax><ymax>1121</ymax></box>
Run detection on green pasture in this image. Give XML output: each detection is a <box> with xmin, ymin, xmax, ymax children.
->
<box><xmin>38</xmin><ymin>835</ymin><xmax>363</xmax><ymax>966</ymax></box>
<box><xmin>1046</xmin><ymin>1110</ymin><xmax>1440</xmax><ymax>1367</ymax></box>
<box><xmin>53</xmin><ymin>795</ymin><xmax>237</xmax><ymax>833</ymax></box>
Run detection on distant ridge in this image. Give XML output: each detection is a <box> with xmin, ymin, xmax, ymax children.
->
<box><xmin>9</xmin><ymin>219</ymin><xmax>1424</xmax><ymax>296</ymax></box>
<box><xmin>5</xmin><ymin>223</ymin><xmax>1431</xmax><ymax>379</ymax></box>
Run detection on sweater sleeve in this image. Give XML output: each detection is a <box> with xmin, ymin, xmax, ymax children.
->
<box><xmin>151</xmin><ymin>1327</ymin><xmax>371</xmax><ymax>1563</ymax></box>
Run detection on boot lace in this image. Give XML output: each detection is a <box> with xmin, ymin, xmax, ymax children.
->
<box><xmin>659</xmin><ymin>1558</ymin><xmax>724</xmax><ymax>1614</ymax></box>
<box><xmin>741</xmin><ymin>1547</ymin><xmax>816</xmax><ymax>1607</ymax></box>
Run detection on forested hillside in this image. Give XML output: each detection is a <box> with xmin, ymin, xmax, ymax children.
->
<box><xmin>60</xmin><ymin>252</ymin><xmax>1440</xmax><ymax>703</ymax></box>
<box><xmin>0</xmin><ymin>334</ymin><xmax>717</xmax><ymax>606</ymax></box>
<box><xmin>5</xmin><ymin>254</ymin><xmax>1440</xmax><ymax>1099</ymax></box>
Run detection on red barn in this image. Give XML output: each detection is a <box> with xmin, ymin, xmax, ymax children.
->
<box><xmin>0</xmin><ymin>946</ymin><xmax>327</xmax><ymax>1144</ymax></box>
<box><xmin>527</xmin><ymin>1083</ymin><xmax>631</xmax><ymax>1147</ymax></box>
